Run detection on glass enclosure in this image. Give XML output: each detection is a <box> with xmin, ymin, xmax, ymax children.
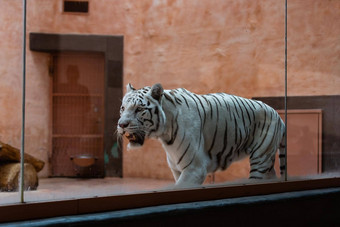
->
<box><xmin>0</xmin><ymin>0</ymin><xmax>339</xmax><ymax>207</ymax></box>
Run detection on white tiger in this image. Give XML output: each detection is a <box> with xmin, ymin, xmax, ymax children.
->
<box><xmin>117</xmin><ymin>83</ymin><xmax>286</xmax><ymax>186</ymax></box>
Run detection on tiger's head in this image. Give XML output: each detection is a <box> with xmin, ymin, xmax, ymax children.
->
<box><xmin>117</xmin><ymin>83</ymin><xmax>166</xmax><ymax>148</ymax></box>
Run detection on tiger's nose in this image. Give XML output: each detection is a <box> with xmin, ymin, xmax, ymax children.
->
<box><xmin>118</xmin><ymin>120</ymin><xmax>129</xmax><ymax>129</ymax></box>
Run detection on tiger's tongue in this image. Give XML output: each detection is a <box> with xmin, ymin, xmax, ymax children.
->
<box><xmin>125</xmin><ymin>133</ymin><xmax>136</xmax><ymax>141</ymax></box>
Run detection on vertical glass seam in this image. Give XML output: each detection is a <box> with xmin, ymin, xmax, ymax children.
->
<box><xmin>20</xmin><ymin>0</ymin><xmax>27</xmax><ymax>203</ymax></box>
<box><xmin>284</xmin><ymin>0</ymin><xmax>288</xmax><ymax>181</ymax></box>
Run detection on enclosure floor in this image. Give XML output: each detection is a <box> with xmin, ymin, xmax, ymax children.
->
<box><xmin>0</xmin><ymin>177</ymin><xmax>173</xmax><ymax>206</ymax></box>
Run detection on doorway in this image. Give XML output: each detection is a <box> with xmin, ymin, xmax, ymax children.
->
<box><xmin>51</xmin><ymin>52</ymin><xmax>105</xmax><ymax>177</ymax></box>
<box><xmin>30</xmin><ymin>33</ymin><xmax>124</xmax><ymax>177</ymax></box>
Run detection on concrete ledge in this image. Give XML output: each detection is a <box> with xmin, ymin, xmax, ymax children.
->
<box><xmin>4</xmin><ymin>187</ymin><xmax>340</xmax><ymax>227</ymax></box>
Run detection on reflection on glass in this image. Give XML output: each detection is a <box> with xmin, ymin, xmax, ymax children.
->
<box><xmin>51</xmin><ymin>54</ymin><xmax>105</xmax><ymax>178</ymax></box>
<box><xmin>277</xmin><ymin>110</ymin><xmax>322</xmax><ymax>177</ymax></box>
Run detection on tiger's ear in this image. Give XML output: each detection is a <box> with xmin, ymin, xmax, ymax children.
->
<box><xmin>150</xmin><ymin>83</ymin><xmax>164</xmax><ymax>102</ymax></box>
<box><xmin>126</xmin><ymin>83</ymin><xmax>136</xmax><ymax>93</ymax></box>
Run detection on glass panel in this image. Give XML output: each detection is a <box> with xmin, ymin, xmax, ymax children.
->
<box><xmin>120</xmin><ymin>0</ymin><xmax>287</xmax><ymax>186</ymax></box>
<box><xmin>4</xmin><ymin>0</ymin><xmax>339</xmax><ymax>206</ymax></box>
<box><xmin>2</xmin><ymin>0</ymin><xmax>287</xmax><ymax>204</ymax></box>
<box><xmin>0</xmin><ymin>0</ymin><xmax>23</xmax><ymax>205</ymax></box>
<box><xmin>286</xmin><ymin>0</ymin><xmax>340</xmax><ymax>179</ymax></box>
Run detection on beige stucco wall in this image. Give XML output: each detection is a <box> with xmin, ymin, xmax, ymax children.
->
<box><xmin>0</xmin><ymin>0</ymin><xmax>339</xmax><ymax>179</ymax></box>
<box><xmin>0</xmin><ymin>1</ymin><xmax>22</xmax><ymax>148</ymax></box>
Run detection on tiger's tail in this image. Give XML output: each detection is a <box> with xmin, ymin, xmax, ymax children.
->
<box><xmin>278</xmin><ymin>131</ymin><xmax>287</xmax><ymax>180</ymax></box>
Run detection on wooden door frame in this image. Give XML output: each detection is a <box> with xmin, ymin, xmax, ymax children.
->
<box><xmin>30</xmin><ymin>33</ymin><xmax>123</xmax><ymax>177</ymax></box>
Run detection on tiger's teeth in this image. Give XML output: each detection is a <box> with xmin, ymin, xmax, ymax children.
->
<box><xmin>125</xmin><ymin>132</ymin><xmax>137</xmax><ymax>141</ymax></box>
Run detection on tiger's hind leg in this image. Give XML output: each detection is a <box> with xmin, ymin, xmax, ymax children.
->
<box><xmin>249</xmin><ymin>147</ymin><xmax>278</xmax><ymax>180</ymax></box>
<box><xmin>249</xmin><ymin>116</ymin><xmax>285</xmax><ymax>180</ymax></box>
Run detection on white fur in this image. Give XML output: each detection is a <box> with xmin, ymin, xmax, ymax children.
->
<box><xmin>118</xmin><ymin>84</ymin><xmax>286</xmax><ymax>187</ymax></box>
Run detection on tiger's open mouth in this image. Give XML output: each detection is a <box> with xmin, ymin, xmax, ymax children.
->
<box><xmin>124</xmin><ymin>132</ymin><xmax>145</xmax><ymax>146</ymax></box>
